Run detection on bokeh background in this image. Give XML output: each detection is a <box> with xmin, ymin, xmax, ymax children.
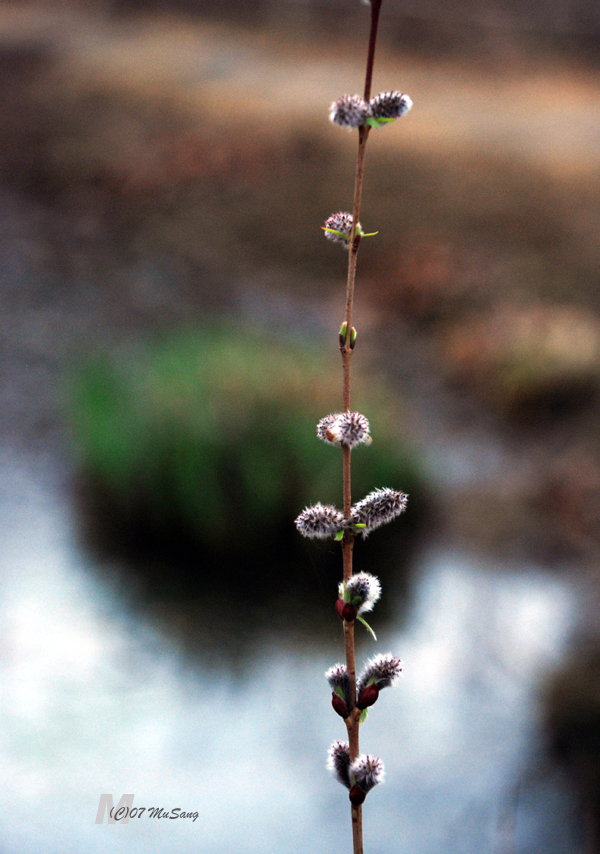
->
<box><xmin>2</xmin><ymin>0</ymin><xmax>600</xmax><ymax>851</ymax></box>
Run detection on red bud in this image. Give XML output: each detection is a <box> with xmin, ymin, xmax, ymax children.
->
<box><xmin>357</xmin><ymin>683</ymin><xmax>379</xmax><ymax>710</ymax></box>
<box><xmin>331</xmin><ymin>692</ymin><xmax>349</xmax><ymax>719</ymax></box>
<box><xmin>349</xmin><ymin>785</ymin><xmax>366</xmax><ymax>806</ymax></box>
<box><xmin>335</xmin><ymin>599</ymin><xmax>345</xmax><ymax>620</ymax></box>
<box><xmin>342</xmin><ymin>603</ymin><xmax>357</xmax><ymax>622</ymax></box>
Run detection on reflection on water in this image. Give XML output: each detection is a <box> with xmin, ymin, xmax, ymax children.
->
<box><xmin>0</xmin><ymin>447</ymin><xmax>584</xmax><ymax>853</ymax></box>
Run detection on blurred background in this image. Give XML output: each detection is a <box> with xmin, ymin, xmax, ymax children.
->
<box><xmin>1</xmin><ymin>0</ymin><xmax>600</xmax><ymax>851</ymax></box>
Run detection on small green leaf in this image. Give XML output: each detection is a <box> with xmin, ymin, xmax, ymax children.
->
<box><xmin>357</xmin><ymin>615</ymin><xmax>377</xmax><ymax>640</ymax></box>
<box><xmin>335</xmin><ymin>686</ymin><xmax>345</xmax><ymax>699</ymax></box>
<box><xmin>322</xmin><ymin>227</ymin><xmax>349</xmax><ymax>241</ymax></box>
<box><xmin>359</xmin><ymin>708</ymin><xmax>369</xmax><ymax>724</ymax></box>
<box><xmin>335</xmin><ymin>530</ymin><xmax>344</xmax><ymax>541</ymax></box>
<box><xmin>366</xmin><ymin>117</ymin><xmax>395</xmax><ymax>128</ymax></box>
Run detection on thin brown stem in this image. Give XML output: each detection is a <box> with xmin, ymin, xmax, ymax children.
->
<box><xmin>351</xmin><ymin>805</ymin><xmax>364</xmax><ymax>854</ymax></box>
<box><xmin>344</xmin><ymin>620</ymin><xmax>357</xmax><ymax>715</ymax></box>
<box><xmin>342</xmin><ymin>446</ymin><xmax>352</xmax><ymax>518</ymax></box>
<box><xmin>342</xmin><ymin>126</ymin><xmax>370</xmax><ymax>349</ymax></box>
<box><xmin>363</xmin><ymin>0</ymin><xmax>382</xmax><ymax>102</ymax></box>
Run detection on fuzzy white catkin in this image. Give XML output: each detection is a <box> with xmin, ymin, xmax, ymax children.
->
<box><xmin>329</xmin><ymin>95</ymin><xmax>371</xmax><ymax>129</ymax></box>
<box><xmin>295</xmin><ymin>503</ymin><xmax>344</xmax><ymax>539</ymax></box>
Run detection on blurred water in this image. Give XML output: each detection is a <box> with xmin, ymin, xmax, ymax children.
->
<box><xmin>0</xmin><ymin>445</ymin><xmax>584</xmax><ymax>854</ymax></box>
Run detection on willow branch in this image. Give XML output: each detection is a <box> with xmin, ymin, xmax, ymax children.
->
<box><xmin>339</xmin><ymin>6</ymin><xmax>383</xmax><ymax>854</ymax></box>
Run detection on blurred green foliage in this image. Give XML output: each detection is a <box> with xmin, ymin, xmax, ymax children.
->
<box><xmin>69</xmin><ymin>326</ymin><xmax>422</xmax><ymax>587</ymax></box>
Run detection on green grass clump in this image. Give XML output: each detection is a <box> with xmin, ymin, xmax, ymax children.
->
<box><xmin>69</xmin><ymin>326</ymin><xmax>422</xmax><ymax>589</ymax></box>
